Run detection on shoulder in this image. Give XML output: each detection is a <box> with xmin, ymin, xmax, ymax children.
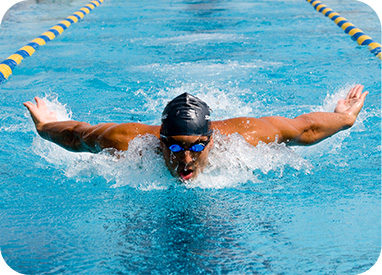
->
<box><xmin>212</xmin><ymin>117</ymin><xmax>276</xmax><ymax>134</ymax></box>
<box><xmin>97</xmin><ymin>123</ymin><xmax>160</xmax><ymax>151</ymax></box>
<box><xmin>107</xmin><ymin>123</ymin><xmax>161</xmax><ymax>137</ymax></box>
<box><xmin>211</xmin><ymin>117</ymin><xmax>294</xmax><ymax>146</ymax></box>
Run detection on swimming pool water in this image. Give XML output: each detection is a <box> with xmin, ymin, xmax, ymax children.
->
<box><xmin>0</xmin><ymin>0</ymin><xmax>381</xmax><ymax>274</ymax></box>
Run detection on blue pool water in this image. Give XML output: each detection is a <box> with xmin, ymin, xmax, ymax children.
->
<box><xmin>0</xmin><ymin>0</ymin><xmax>381</xmax><ymax>274</ymax></box>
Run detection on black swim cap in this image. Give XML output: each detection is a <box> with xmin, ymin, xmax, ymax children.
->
<box><xmin>160</xmin><ymin>93</ymin><xmax>212</xmax><ymax>137</ymax></box>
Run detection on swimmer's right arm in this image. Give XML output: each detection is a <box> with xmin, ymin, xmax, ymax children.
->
<box><xmin>23</xmin><ymin>97</ymin><xmax>160</xmax><ymax>152</ymax></box>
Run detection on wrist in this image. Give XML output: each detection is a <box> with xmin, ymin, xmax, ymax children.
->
<box><xmin>339</xmin><ymin>113</ymin><xmax>356</xmax><ymax>128</ymax></box>
<box><xmin>35</xmin><ymin>122</ymin><xmax>51</xmax><ymax>140</ymax></box>
<box><xmin>36</xmin><ymin>122</ymin><xmax>45</xmax><ymax>132</ymax></box>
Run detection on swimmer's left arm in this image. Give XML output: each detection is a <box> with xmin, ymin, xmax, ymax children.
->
<box><xmin>261</xmin><ymin>112</ymin><xmax>354</xmax><ymax>145</ymax></box>
<box><xmin>261</xmin><ymin>84</ymin><xmax>368</xmax><ymax>145</ymax></box>
<box><xmin>214</xmin><ymin>85</ymin><xmax>368</xmax><ymax>146</ymax></box>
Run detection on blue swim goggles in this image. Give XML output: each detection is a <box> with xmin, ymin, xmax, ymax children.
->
<box><xmin>161</xmin><ymin>136</ymin><xmax>211</xmax><ymax>153</ymax></box>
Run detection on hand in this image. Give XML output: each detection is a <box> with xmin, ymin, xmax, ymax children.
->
<box><xmin>23</xmin><ymin>97</ymin><xmax>58</xmax><ymax>126</ymax></box>
<box><xmin>334</xmin><ymin>84</ymin><xmax>369</xmax><ymax>118</ymax></box>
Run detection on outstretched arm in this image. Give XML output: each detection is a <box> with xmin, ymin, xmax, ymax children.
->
<box><xmin>23</xmin><ymin>97</ymin><xmax>160</xmax><ymax>152</ymax></box>
<box><xmin>261</xmin><ymin>84</ymin><xmax>368</xmax><ymax>145</ymax></box>
<box><xmin>213</xmin><ymin>85</ymin><xmax>368</xmax><ymax>146</ymax></box>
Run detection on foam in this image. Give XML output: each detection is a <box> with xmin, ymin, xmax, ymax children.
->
<box><xmin>294</xmin><ymin>84</ymin><xmax>368</xmax><ymax>162</ymax></box>
<box><xmin>168</xmin><ymin>83</ymin><xmax>256</xmax><ymax>115</ymax></box>
<box><xmin>129</xmin><ymin>83</ymin><xmax>258</xmax><ymax>125</ymax></box>
<box><xmin>28</xmin><ymin>86</ymin><xmax>366</xmax><ymax>190</ymax></box>
<box><xmin>187</xmin><ymin>132</ymin><xmax>312</xmax><ymax>189</ymax></box>
<box><xmin>313</xmin><ymin>84</ymin><xmax>355</xmax><ymax>113</ymax></box>
<box><xmin>136</xmin><ymin>60</ymin><xmax>282</xmax><ymax>74</ymax></box>
<box><xmin>32</xmin><ymin>129</ymin><xmax>312</xmax><ymax>190</ymax></box>
<box><xmin>41</xmin><ymin>93</ymin><xmax>72</xmax><ymax>121</ymax></box>
<box><xmin>152</xmin><ymin>33</ymin><xmax>245</xmax><ymax>45</ymax></box>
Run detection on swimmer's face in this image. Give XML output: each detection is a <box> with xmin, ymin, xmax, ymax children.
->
<box><xmin>160</xmin><ymin>135</ymin><xmax>213</xmax><ymax>181</ymax></box>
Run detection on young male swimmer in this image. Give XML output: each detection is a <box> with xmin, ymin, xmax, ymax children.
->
<box><xmin>24</xmin><ymin>84</ymin><xmax>368</xmax><ymax>181</ymax></box>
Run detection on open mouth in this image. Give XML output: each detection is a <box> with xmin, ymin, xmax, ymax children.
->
<box><xmin>179</xmin><ymin>168</ymin><xmax>194</xmax><ymax>181</ymax></box>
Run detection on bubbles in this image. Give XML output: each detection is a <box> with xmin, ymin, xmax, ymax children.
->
<box><xmin>41</xmin><ymin>93</ymin><xmax>73</xmax><ymax>121</ymax></box>
<box><xmin>128</xmin><ymin>82</ymin><xmax>258</xmax><ymax>126</ymax></box>
<box><xmin>31</xmin><ymin>133</ymin><xmax>312</xmax><ymax>191</ymax></box>
<box><xmin>292</xmin><ymin>84</ymin><xmax>373</xmax><ymax>167</ymax></box>
<box><xmin>312</xmin><ymin>83</ymin><xmax>371</xmax><ymax>132</ymax></box>
<box><xmin>31</xmin><ymin>136</ymin><xmax>86</xmax><ymax>165</ymax></box>
<box><xmin>30</xmin><ymin>126</ymin><xmax>312</xmax><ymax>191</ymax></box>
<box><xmin>313</xmin><ymin>84</ymin><xmax>355</xmax><ymax>113</ymax></box>
<box><xmin>0</xmin><ymin>123</ymin><xmax>30</xmax><ymax>133</ymax></box>
<box><xmin>134</xmin><ymin>59</ymin><xmax>280</xmax><ymax>85</ymax></box>
<box><xmin>32</xmin><ymin>133</ymin><xmax>176</xmax><ymax>191</ymax></box>
<box><xmin>187</xmin><ymin>132</ymin><xmax>312</xmax><ymax>189</ymax></box>
<box><xmin>28</xmin><ymin>84</ymin><xmax>366</xmax><ymax>191</ymax></box>
<box><xmin>149</xmin><ymin>33</ymin><xmax>246</xmax><ymax>46</ymax></box>
<box><xmin>158</xmin><ymin>83</ymin><xmax>257</xmax><ymax>119</ymax></box>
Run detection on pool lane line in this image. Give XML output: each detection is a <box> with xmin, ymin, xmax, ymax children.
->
<box><xmin>306</xmin><ymin>0</ymin><xmax>381</xmax><ymax>60</ymax></box>
<box><xmin>0</xmin><ymin>0</ymin><xmax>106</xmax><ymax>84</ymax></box>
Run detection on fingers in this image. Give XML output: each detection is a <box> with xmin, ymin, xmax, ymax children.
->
<box><xmin>346</xmin><ymin>86</ymin><xmax>355</xmax><ymax>100</ymax></box>
<box><xmin>347</xmin><ymin>85</ymin><xmax>356</xmax><ymax>99</ymax></box>
<box><xmin>354</xmin><ymin>84</ymin><xmax>364</xmax><ymax>98</ymax></box>
<box><xmin>23</xmin><ymin>97</ymin><xmax>46</xmax><ymax>111</ymax></box>
<box><xmin>35</xmin><ymin>97</ymin><xmax>46</xmax><ymax>108</ymax></box>
<box><xmin>23</xmin><ymin>101</ymin><xmax>32</xmax><ymax>108</ymax></box>
<box><xmin>347</xmin><ymin>84</ymin><xmax>364</xmax><ymax>99</ymax></box>
<box><xmin>23</xmin><ymin>101</ymin><xmax>36</xmax><ymax>112</ymax></box>
<box><xmin>360</xmin><ymin>91</ymin><xmax>369</xmax><ymax>102</ymax></box>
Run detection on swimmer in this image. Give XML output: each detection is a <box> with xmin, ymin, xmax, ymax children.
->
<box><xmin>24</xmin><ymin>84</ymin><xmax>368</xmax><ymax>181</ymax></box>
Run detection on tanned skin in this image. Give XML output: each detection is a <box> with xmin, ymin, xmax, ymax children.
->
<box><xmin>24</xmin><ymin>84</ymin><xmax>368</xmax><ymax>180</ymax></box>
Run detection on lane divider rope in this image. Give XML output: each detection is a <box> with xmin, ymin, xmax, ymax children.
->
<box><xmin>306</xmin><ymin>0</ymin><xmax>381</xmax><ymax>60</ymax></box>
<box><xmin>0</xmin><ymin>0</ymin><xmax>106</xmax><ymax>84</ymax></box>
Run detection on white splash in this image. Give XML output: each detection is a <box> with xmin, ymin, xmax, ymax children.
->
<box><xmin>29</xmin><ymin>94</ymin><xmax>90</xmax><ymax>167</ymax></box>
<box><xmin>31</xmin><ymin>130</ymin><xmax>313</xmax><ymax>190</ymax></box>
<box><xmin>187</xmin><ymin>132</ymin><xmax>312</xmax><ymax>189</ymax></box>
<box><xmin>151</xmin><ymin>33</ymin><xmax>246</xmax><ymax>45</ymax></box>
<box><xmin>41</xmin><ymin>93</ymin><xmax>72</xmax><ymax>121</ymax></box>
<box><xmin>65</xmin><ymin>135</ymin><xmax>176</xmax><ymax>191</ymax></box>
<box><xmin>158</xmin><ymin>83</ymin><xmax>257</xmax><ymax>118</ymax></box>
<box><xmin>27</xmin><ymin>84</ymin><xmax>364</xmax><ymax>190</ymax></box>
<box><xmin>313</xmin><ymin>84</ymin><xmax>355</xmax><ymax>113</ymax></box>
<box><xmin>136</xmin><ymin>60</ymin><xmax>281</xmax><ymax>77</ymax></box>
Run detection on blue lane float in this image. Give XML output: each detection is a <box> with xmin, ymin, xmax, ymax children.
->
<box><xmin>306</xmin><ymin>0</ymin><xmax>381</xmax><ymax>60</ymax></box>
<box><xmin>0</xmin><ymin>0</ymin><xmax>106</xmax><ymax>84</ymax></box>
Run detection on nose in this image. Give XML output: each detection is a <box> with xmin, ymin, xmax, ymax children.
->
<box><xmin>180</xmin><ymin>150</ymin><xmax>194</xmax><ymax>164</ymax></box>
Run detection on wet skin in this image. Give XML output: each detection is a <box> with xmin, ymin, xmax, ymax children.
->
<box><xmin>160</xmin><ymin>135</ymin><xmax>214</xmax><ymax>181</ymax></box>
<box><xmin>23</xmin><ymin>85</ymin><xmax>369</xmax><ymax>181</ymax></box>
